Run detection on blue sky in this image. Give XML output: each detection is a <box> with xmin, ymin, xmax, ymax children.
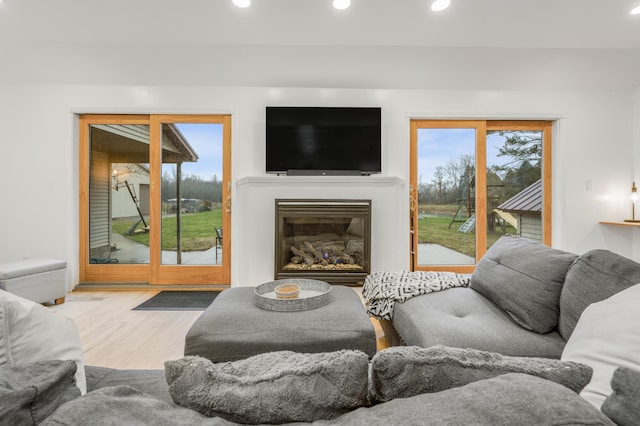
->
<box><xmin>168</xmin><ymin>123</ymin><xmax>223</xmax><ymax>181</ymax></box>
<box><xmin>167</xmin><ymin>124</ymin><xmax>514</xmax><ymax>184</ymax></box>
<box><xmin>417</xmin><ymin>128</ymin><xmax>505</xmax><ymax>184</ymax></box>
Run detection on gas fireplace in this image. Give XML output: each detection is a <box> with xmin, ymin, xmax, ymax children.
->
<box><xmin>274</xmin><ymin>199</ymin><xmax>371</xmax><ymax>285</ymax></box>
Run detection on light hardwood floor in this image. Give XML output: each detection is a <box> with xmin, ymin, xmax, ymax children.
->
<box><xmin>49</xmin><ymin>288</ymin><xmax>388</xmax><ymax>369</ymax></box>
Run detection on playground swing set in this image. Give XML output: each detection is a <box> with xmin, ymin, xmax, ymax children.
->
<box><xmin>448</xmin><ymin>177</ymin><xmax>516</xmax><ymax>234</ymax></box>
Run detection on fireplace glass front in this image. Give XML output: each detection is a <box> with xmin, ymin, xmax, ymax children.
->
<box><xmin>275</xmin><ymin>199</ymin><xmax>371</xmax><ymax>285</ymax></box>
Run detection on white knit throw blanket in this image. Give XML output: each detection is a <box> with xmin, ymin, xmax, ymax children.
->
<box><xmin>363</xmin><ymin>270</ymin><xmax>470</xmax><ymax>320</ymax></box>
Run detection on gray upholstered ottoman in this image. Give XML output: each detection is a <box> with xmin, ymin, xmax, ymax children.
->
<box><xmin>184</xmin><ymin>286</ymin><xmax>377</xmax><ymax>362</ymax></box>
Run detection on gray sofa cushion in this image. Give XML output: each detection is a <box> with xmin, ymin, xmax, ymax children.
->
<box><xmin>34</xmin><ymin>357</ymin><xmax>614</xmax><ymax>426</ymax></box>
<box><xmin>41</xmin><ymin>373</ymin><xmax>614</xmax><ymax>426</ymax></box>
<box><xmin>85</xmin><ymin>365</ymin><xmax>174</xmax><ymax>406</ymax></box>
<box><xmin>558</xmin><ymin>249</ymin><xmax>640</xmax><ymax>340</ymax></box>
<box><xmin>318</xmin><ymin>373</ymin><xmax>615</xmax><ymax>426</ymax></box>
<box><xmin>0</xmin><ymin>360</ymin><xmax>81</xmax><ymax>425</ymax></box>
<box><xmin>470</xmin><ymin>236</ymin><xmax>577</xmax><ymax>333</ymax></box>
<box><xmin>560</xmin><ymin>282</ymin><xmax>640</xmax><ymax>410</ymax></box>
<box><xmin>165</xmin><ymin>351</ymin><xmax>369</xmax><ymax>424</ymax></box>
<box><xmin>392</xmin><ymin>287</ymin><xmax>566</xmax><ymax>358</ymax></box>
<box><xmin>601</xmin><ymin>367</ymin><xmax>640</xmax><ymax>426</ymax></box>
<box><xmin>369</xmin><ymin>345</ymin><xmax>593</xmax><ymax>402</ymax></box>
<box><xmin>40</xmin><ymin>385</ymin><xmax>234</xmax><ymax>426</ymax></box>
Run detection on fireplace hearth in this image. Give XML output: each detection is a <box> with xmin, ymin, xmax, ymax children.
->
<box><xmin>275</xmin><ymin>199</ymin><xmax>371</xmax><ymax>286</ymax></box>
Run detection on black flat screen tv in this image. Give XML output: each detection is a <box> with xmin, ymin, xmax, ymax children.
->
<box><xmin>265</xmin><ymin>106</ymin><xmax>382</xmax><ymax>175</ymax></box>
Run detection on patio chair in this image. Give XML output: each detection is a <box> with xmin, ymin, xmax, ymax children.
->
<box><xmin>215</xmin><ymin>227</ymin><xmax>223</xmax><ymax>263</ymax></box>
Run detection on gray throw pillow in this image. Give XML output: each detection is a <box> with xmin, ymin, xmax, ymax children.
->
<box><xmin>601</xmin><ymin>367</ymin><xmax>640</xmax><ymax>426</ymax></box>
<box><xmin>470</xmin><ymin>236</ymin><xmax>577</xmax><ymax>333</ymax></box>
<box><xmin>40</xmin><ymin>385</ymin><xmax>232</xmax><ymax>426</ymax></box>
<box><xmin>558</xmin><ymin>249</ymin><xmax>640</xmax><ymax>340</ymax></box>
<box><xmin>0</xmin><ymin>360</ymin><xmax>81</xmax><ymax>425</ymax></box>
<box><xmin>165</xmin><ymin>350</ymin><xmax>369</xmax><ymax>424</ymax></box>
<box><xmin>369</xmin><ymin>345</ymin><xmax>592</xmax><ymax>403</ymax></box>
<box><xmin>85</xmin><ymin>365</ymin><xmax>174</xmax><ymax>405</ymax></box>
<box><xmin>326</xmin><ymin>374</ymin><xmax>615</xmax><ymax>426</ymax></box>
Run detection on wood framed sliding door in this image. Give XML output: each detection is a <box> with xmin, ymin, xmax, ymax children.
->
<box><xmin>410</xmin><ymin>119</ymin><xmax>552</xmax><ymax>273</ymax></box>
<box><xmin>79</xmin><ymin>114</ymin><xmax>232</xmax><ymax>285</ymax></box>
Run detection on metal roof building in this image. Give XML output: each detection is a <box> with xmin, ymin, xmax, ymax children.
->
<box><xmin>497</xmin><ymin>179</ymin><xmax>542</xmax><ymax>214</ymax></box>
<box><xmin>497</xmin><ymin>180</ymin><xmax>542</xmax><ymax>241</ymax></box>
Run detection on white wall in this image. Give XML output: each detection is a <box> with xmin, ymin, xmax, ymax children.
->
<box><xmin>236</xmin><ymin>175</ymin><xmax>406</xmax><ymax>286</ymax></box>
<box><xmin>633</xmin><ymin>87</ymin><xmax>640</xmax><ymax>260</ymax></box>
<box><xmin>0</xmin><ymin>85</ymin><xmax>636</xmax><ymax>288</ymax></box>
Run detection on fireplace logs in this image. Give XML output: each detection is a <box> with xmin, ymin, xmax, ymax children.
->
<box><xmin>288</xmin><ymin>238</ymin><xmax>362</xmax><ymax>268</ymax></box>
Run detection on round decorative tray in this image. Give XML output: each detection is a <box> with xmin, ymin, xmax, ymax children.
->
<box><xmin>254</xmin><ymin>279</ymin><xmax>332</xmax><ymax>312</ymax></box>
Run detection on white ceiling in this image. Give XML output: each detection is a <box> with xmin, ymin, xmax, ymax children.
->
<box><xmin>1</xmin><ymin>0</ymin><xmax>640</xmax><ymax>90</ymax></box>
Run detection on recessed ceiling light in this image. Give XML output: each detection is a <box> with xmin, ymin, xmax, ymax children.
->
<box><xmin>431</xmin><ymin>0</ymin><xmax>450</xmax><ymax>12</ymax></box>
<box><xmin>631</xmin><ymin>5</ymin><xmax>640</xmax><ymax>14</ymax></box>
<box><xmin>233</xmin><ymin>0</ymin><xmax>250</xmax><ymax>8</ymax></box>
<box><xmin>333</xmin><ymin>0</ymin><xmax>351</xmax><ymax>10</ymax></box>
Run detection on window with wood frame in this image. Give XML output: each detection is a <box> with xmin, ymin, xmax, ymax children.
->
<box><xmin>410</xmin><ymin>120</ymin><xmax>552</xmax><ymax>273</ymax></box>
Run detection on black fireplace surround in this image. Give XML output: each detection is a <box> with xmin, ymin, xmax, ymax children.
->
<box><xmin>274</xmin><ymin>199</ymin><xmax>371</xmax><ymax>286</ymax></box>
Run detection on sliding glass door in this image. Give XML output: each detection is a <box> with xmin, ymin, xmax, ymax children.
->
<box><xmin>80</xmin><ymin>114</ymin><xmax>232</xmax><ymax>285</ymax></box>
<box><xmin>410</xmin><ymin>120</ymin><xmax>552</xmax><ymax>272</ymax></box>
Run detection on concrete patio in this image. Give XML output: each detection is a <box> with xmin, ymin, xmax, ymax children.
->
<box><xmin>108</xmin><ymin>233</ymin><xmax>222</xmax><ymax>265</ymax></box>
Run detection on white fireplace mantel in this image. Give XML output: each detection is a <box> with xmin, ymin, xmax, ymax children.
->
<box><xmin>236</xmin><ymin>175</ymin><xmax>405</xmax><ymax>188</ymax></box>
<box><xmin>232</xmin><ymin>175</ymin><xmax>408</xmax><ymax>287</ymax></box>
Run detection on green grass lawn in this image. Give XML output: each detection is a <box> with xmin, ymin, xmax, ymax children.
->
<box><xmin>112</xmin><ymin>210</ymin><xmax>222</xmax><ymax>251</ymax></box>
<box><xmin>417</xmin><ymin>215</ymin><xmax>516</xmax><ymax>257</ymax></box>
<box><xmin>113</xmin><ymin>208</ymin><xmax>511</xmax><ymax>257</ymax></box>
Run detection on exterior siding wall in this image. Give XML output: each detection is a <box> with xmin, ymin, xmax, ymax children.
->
<box><xmin>89</xmin><ymin>151</ymin><xmax>111</xmax><ymax>259</ymax></box>
<box><xmin>520</xmin><ymin>215</ymin><xmax>542</xmax><ymax>242</ymax></box>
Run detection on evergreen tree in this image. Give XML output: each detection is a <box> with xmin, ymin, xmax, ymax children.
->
<box><xmin>490</xmin><ymin>130</ymin><xmax>542</xmax><ymax>193</ymax></box>
<box><xmin>490</xmin><ymin>130</ymin><xmax>542</xmax><ymax>175</ymax></box>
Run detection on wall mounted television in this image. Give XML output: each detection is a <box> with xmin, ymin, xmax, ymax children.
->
<box><xmin>265</xmin><ymin>106</ymin><xmax>382</xmax><ymax>175</ymax></box>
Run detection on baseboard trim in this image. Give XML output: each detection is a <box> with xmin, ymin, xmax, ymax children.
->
<box><xmin>75</xmin><ymin>283</ymin><xmax>230</xmax><ymax>291</ymax></box>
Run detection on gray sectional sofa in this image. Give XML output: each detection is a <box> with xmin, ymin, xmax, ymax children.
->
<box><xmin>2</xmin><ymin>236</ymin><xmax>640</xmax><ymax>425</ymax></box>
<box><xmin>382</xmin><ymin>236</ymin><xmax>640</xmax><ymax>358</ymax></box>
<box><xmin>1</xmin><ymin>347</ymin><xmax>623</xmax><ymax>426</ymax></box>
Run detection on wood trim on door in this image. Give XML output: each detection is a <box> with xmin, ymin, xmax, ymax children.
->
<box><xmin>410</xmin><ymin>119</ymin><xmax>552</xmax><ymax>273</ymax></box>
<box><xmin>79</xmin><ymin>115</ymin><xmax>152</xmax><ymax>283</ymax></box>
<box><xmin>410</xmin><ymin>120</ymin><xmax>486</xmax><ymax>274</ymax></box>
<box><xmin>150</xmin><ymin>114</ymin><xmax>232</xmax><ymax>285</ymax></box>
<box><xmin>486</xmin><ymin>120</ymin><xmax>553</xmax><ymax>246</ymax></box>
<box><xmin>79</xmin><ymin>114</ymin><xmax>232</xmax><ymax>285</ymax></box>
